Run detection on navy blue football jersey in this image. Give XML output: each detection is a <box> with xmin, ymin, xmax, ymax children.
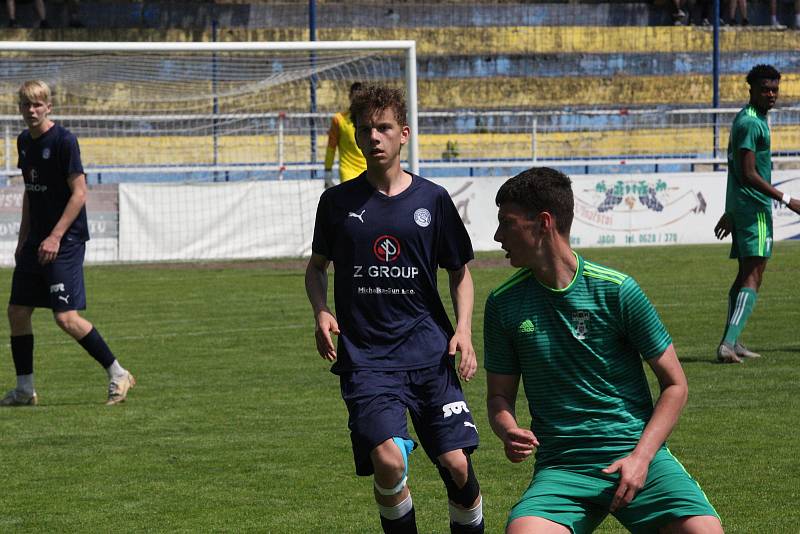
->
<box><xmin>312</xmin><ymin>173</ymin><xmax>474</xmax><ymax>373</ymax></box>
<box><xmin>17</xmin><ymin>123</ymin><xmax>89</xmax><ymax>244</ymax></box>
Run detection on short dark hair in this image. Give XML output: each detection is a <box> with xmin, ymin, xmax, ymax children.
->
<box><xmin>746</xmin><ymin>64</ymin><xmax>781</xmax><ymax>86</ymax></box>
<box><xmin>349</xmin><ymin>84</ymin><xmax>407</xmax><ymax>128</ymax></box>
<box><xmin>349</xmin><ymin>82</ymin><xmax>363</xmax><ymax>96</ymax></box>
<box><xmin>495</xmin><ymin>167</ymin><xmax>574</xmax><ymax>235</ymax></box>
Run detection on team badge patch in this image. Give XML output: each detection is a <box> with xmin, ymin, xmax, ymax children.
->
<box><xmin>572</xmin><ymin>310</ymin><xmax>590</xmax><ymax>340</ymax></box>
<box><xmin>413</xmin><ymin>208</ymin><xmax>431</xmax><ymax>228</ymax></box>
<box><xmin>42</xmin><ymin>148</ymin><xmax>51</xmax><ymax>160</ymax></box>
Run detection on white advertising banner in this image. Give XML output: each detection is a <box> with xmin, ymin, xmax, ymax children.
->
<box><xmin>119</xmin><ymin>181</ymin><xmax>320</xmax><ymax>262</ymax></box>
<box><xmin>3</xmin><ymin>170</ymin><xmax>790</xmax><ymax>265</ymax></box>
<box><xmin>434</xmin><ymin>170</ymin><xmax>800</xmax><ymax>251</ymax></box>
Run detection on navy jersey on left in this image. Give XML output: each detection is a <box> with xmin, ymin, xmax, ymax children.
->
<box><xmin>312</xmin><ymin>173</ymin><xmax>474</xmax><ymax>374</ymax></box>
<box><xmin>17</xmin><ymin>123</ymin><xmax>89</xmax><ymax>245</ymax></box>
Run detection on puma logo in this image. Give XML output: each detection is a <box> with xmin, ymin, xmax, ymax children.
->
<box><xmin>58</xmin><ymin>295</ymin><xmax>70</xmax><ymax>304</ymax></box>
<box><xmin>348</xmin><ymin>210</ymin><xmax>365</xmax><ymax>223</ymax></box>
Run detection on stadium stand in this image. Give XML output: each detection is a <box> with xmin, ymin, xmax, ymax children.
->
<box><xmin>1</xmin><ymin>1</ymin><xmax>798</xmax><ymax>175</ymax></box>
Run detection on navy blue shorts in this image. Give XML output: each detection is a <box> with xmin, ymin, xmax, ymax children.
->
<box><xmin>339</xmin><ymin>356</ymin><xmax>480</xmax><ymax>476</ymax></box>
<box><xmin>10</xmin><ymin>242</ymin><xmax>87</xmax><ymax>311</ymax></box>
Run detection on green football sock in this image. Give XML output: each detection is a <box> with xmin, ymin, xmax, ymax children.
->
<box><xmin>723</xmin><ymin>287</ymin><xmax>758</xmax><ymax>346</ymax></box>
<box><xmin>720</xmin><ymin>285</ymin><xmax>739</xmax><ymax>343</ymax></box>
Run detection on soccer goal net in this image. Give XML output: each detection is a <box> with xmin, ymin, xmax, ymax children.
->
<box><xmin>0</xmin><ymin>41</ymin><xmax>418</xmax><ymax>263</ymax></box>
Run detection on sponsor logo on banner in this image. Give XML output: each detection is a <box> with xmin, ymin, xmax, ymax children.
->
<box><xmin>773</xmin><ymin>175</ymin><xmax>800</xmax><ymax>240</ymax></box>
<box><xmin>575</xmin><ymin>178</ymin><xmax>706</xmax><ymax>232</ymax></box>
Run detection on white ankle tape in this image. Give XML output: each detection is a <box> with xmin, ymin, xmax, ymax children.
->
<box><xmin>374</xmin><ymin>475</ymin><xmax>407</xmax><ymax>496</ymax></box>
<box><xmin>449</xmin><ymin>496</ymin><xmax>483</xmax><ymax>526</ymax></box>
<box><xmin>378</xmin><ymin>494</ymin><xmax>413</xmax><ymax>520</ymax></box>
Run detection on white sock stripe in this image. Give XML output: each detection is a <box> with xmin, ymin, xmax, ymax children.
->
<box><xmin>448</xmin><ymin>496</ymin><xmax>483</xmax><ymax>527</ymax></box>
<box><xmin>378</xmin><ymin>494</ymin><xmax>413</xmax><ymax>521</ymax></box>
<box><xmin>731</xmin><ymin>292</ymin><xmax>749</xmax><ymax>326</ymax></box>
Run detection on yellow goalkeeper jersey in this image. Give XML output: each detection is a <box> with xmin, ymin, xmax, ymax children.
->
<box><xmin>325</xmin><ymin>111</ymin><xmax>367</xmax><ymax>182</ymax></box>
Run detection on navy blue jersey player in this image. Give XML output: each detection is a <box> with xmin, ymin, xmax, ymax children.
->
<box><xmin>305</xmin><ymin>85</ymin><xmax>484</xmax><ymax>534</ymax></box>
<box><xmin>2</xmin><ymin>80</ymin><xmax>134</xmax><ymax>407</ymax></box>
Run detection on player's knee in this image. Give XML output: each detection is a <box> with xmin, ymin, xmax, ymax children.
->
<box><xmin>53</xmin><ymin>311</ymin><xmax>81</xmax><ymax>334</ymax></box>
<box><xmin>372</xmin><ymin>437</ymin><xmax>412</xmax><ymax>496</ymax></box>
<box><xmin>7</xmin><ymin>305</ymin><xmax>33</xmax><ymax>332</ymax></box>
<box><xmin>436</xmin><ymin>450</ymin><xmax>480</xmax><ymax>508</ymax></box>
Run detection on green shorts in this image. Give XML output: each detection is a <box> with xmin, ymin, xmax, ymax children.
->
<box><xmin>508</xmin><ymin>447</ymin><xmax>718</xmax><ymax>534</ymax></box>
<box><xmin>730</xmin><ymin>209</ymin><xmax>772</xmax><ymax>259</ymax></box>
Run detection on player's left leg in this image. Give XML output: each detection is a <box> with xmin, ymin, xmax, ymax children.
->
<box><xmin>48</xmin><ymin>242</ymin><xmax>134</xmax><ymax>405</ymax></box>
<box><xmin>408</xmin><ymin>358</ymin><xmax>482</xmax><ymax>533</ymax></box>
<box><xmin>718</xmin><ymin>256</ymin><xmax>767</xmax><ymax>363</ymax></box>
<box><xmin>658</xmin><ymin>515</ymin><xmax>723</xmax><ymax>533</ymax></box>
<box><xmin>614</xmin><ymin>447</ymin><xmax>721</xmax><ymax>533</ymax></box>
<box><xmin>719</xmin><ymin>211</ymin><xmax>770</xmax><ymax>363</ymax></box>
<box><xmin>435</xmin><ymin>449</ymin><xmax>483</xmax><ymax>534</ymax></box>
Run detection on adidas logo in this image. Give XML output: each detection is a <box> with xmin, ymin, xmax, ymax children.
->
<box><xmin>518</xmin><ymin>319</ymin><xmax>535</xmax><ymax>333</ymax></box>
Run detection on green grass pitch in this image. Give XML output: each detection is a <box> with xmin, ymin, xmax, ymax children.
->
<box><xmin>1</xmin><ymin>242</ymin><xmax>798</xmax><ymax>532</ymax></box>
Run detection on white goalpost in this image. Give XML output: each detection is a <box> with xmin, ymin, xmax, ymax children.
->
<box><xmin>0</xmin><ymin>40</ymin><xmax>418</xmax><ymax>263</ymax></box>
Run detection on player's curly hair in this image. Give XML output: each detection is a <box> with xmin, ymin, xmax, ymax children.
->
<box><xmin>495</xmin><ymin>167</ymin><xmax>574</xmax><ymax>235</ymax></box>
<box><xmin>349</xmin><ymin>84</ymin><xmax>407</xmax><ymax>128</ymax></box>
<box><xmin>746</xmin><ymin>64</ymin><xmax>781</xmax><ymax>86</ymax></box>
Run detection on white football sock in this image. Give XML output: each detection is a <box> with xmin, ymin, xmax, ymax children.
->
<box><xmin>16</xmin><ymin>373</ymin><xmax>34</xmax><ymax>394</ymax></box>
<box><xmin>107</xmin><ymin>360</ymin><xmax>127</xmax><ymax>380</ymax></box>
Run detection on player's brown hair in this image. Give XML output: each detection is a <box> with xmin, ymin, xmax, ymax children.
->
<box><xmin>495</xmin><ymin>167</ymin><xmax>575</xmax><ymax>235</ymax></box>
<box><xmin>349</xmin><ymin>84</ymin><xmax>407</xmax><ymax>128</ymax></box>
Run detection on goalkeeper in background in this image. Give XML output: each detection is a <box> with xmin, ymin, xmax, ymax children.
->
<box><xmin>323</xmin><ymin>81</ymin><xmax>367</xmax><ymax>188</ymax></box>
<box><xmin>713</xmin><ymin>64</ymin><xmax>800</xmax><ymax>363</ymax></box>
<box><xmin>1</xmin><ymin>80</ymin><xmax>135</xmax><ymax>407</ymax></box>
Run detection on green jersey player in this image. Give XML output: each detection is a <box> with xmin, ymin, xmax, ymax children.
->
<box><xmin>485</xmin><ymin>168</ymin><xmax>722</xmax><ymax>534</ymax></box>
<box><xmin>714</xmin><ymin>65</ymin><xmax>800</xmax><ymax>363</ymax></box>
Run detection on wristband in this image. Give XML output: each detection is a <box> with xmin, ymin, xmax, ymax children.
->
<box><xmin>782</xmin><ymin>192</ymin><xmax>792</xmax><ymax>205</ymax></box>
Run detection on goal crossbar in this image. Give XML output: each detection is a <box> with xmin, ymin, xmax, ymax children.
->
<box><xmin>0</xmin><ymin>40</ymin><xmax>420</xmax><ymax>175</ymax></box>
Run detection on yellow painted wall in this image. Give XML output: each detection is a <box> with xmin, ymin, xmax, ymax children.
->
<box><xmin>2</xmin><ymin>126</ymin><xmax>796</xmax><ymax>168</ymax></box>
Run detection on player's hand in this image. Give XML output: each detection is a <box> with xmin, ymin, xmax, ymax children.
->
<box><xmin>323</xmin><ymin>170</ymin><xmax>335</xmax><ymax>189</ymax></box>
<box><xmin>714</xmin><ymin>212</ymin><xmax>732</xmax><ymax>240</ymax></box>
<box><xmin>601</xmin><ymin>452</ymin><xmax>650</xmax><ymax>512</ymax></box>
<box><xmin>449</xmin><ymin>329</ymin><xmax>477</xmax><ymax>382</ymax></box>
<box><xmin>314</xmin><ymin>309</ymin><xmax>340</xmax><ymax>362</ymax></box>
<box><xmin>788</xmin><ymin>198</ymin><xmax>800</xmax><ymax>216</ymax></box>
<box><xmin>502</xmin><ymin>426</ymin><xmax>538</xmax><ymax>463</ymax></box>
<box><xmin>37</xmin><ymin>234</ymin><xmax>61</xmax><ymax>265</ymax></box>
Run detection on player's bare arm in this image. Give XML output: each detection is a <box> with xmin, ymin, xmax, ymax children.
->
<box><xmin>305</xmin><ymin>253</ymin><xmax>339</xmax><ymax>361</ymax></box>
<box><xmin>487</xmin><ymin>372</ymin><xmax>539</xmax><ymax>463</ymax></box>
<box><xmin>741</xmin><ymin>149</ymin><xmax>800</xmax><ymax>215</ymax></box>
<box><xmin>602</xmin><ymin>343</ymin><xmax>688</xmax><ymax>512</ymax></box>
<box><xmin>448</xmin><ymin>264</ymin><xmax>476</xmax><ymax>381</ymax></box>
<box><xmin>38</xmin><ymin>172</ymin><xmax>86</xmax><ymax>265</ymax></box>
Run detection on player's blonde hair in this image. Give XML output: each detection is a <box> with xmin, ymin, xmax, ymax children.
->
<box><xmin>18</xmin><ymin>80</ymin><xmax>52</xmax><ymax>105</ymax></box>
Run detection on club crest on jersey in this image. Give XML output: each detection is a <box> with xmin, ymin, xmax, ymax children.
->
<box><xmin>413</xmin><ymin>208</ymin><xmax>431</xmax><ymax>228</ymax></box>
<box><xmin>42</xmin><ymin>148</ymin><xmax>51</xmax><ymax>160</ymax></box>
<box><xmin>572</xmin><ymin>310</ymin><xmax>590</xmax><ymax>340</ymax></box>
<box><xmin>373</xmin><ymin>235</ymin><xmax>401</xmax><ymax>262</ymax></box>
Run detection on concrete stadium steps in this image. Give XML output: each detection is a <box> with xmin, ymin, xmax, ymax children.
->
<box><xmin>7</xmin><ymin>1</ymin><xmax>792</xmax><ymax>30</ymax></box>
<box><xmin>4</xmin><ymin>26</ymin><xmax>800</xmax><ymax>54</ymax></box>
<box><xmin>2</xmin><ymin>126</ymin><xmax>797</xmax><ymax>168</ymax></box>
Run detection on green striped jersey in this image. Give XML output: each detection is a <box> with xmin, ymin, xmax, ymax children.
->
<box><xmin>726</xmin><ymin>105</ymin><xmax>772</xmax><ymax>214</ymax></box>
<box><xmin>484</xmin><ymin>253</ymin><xmax>672</xmax><ymax>472</ymax></box>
